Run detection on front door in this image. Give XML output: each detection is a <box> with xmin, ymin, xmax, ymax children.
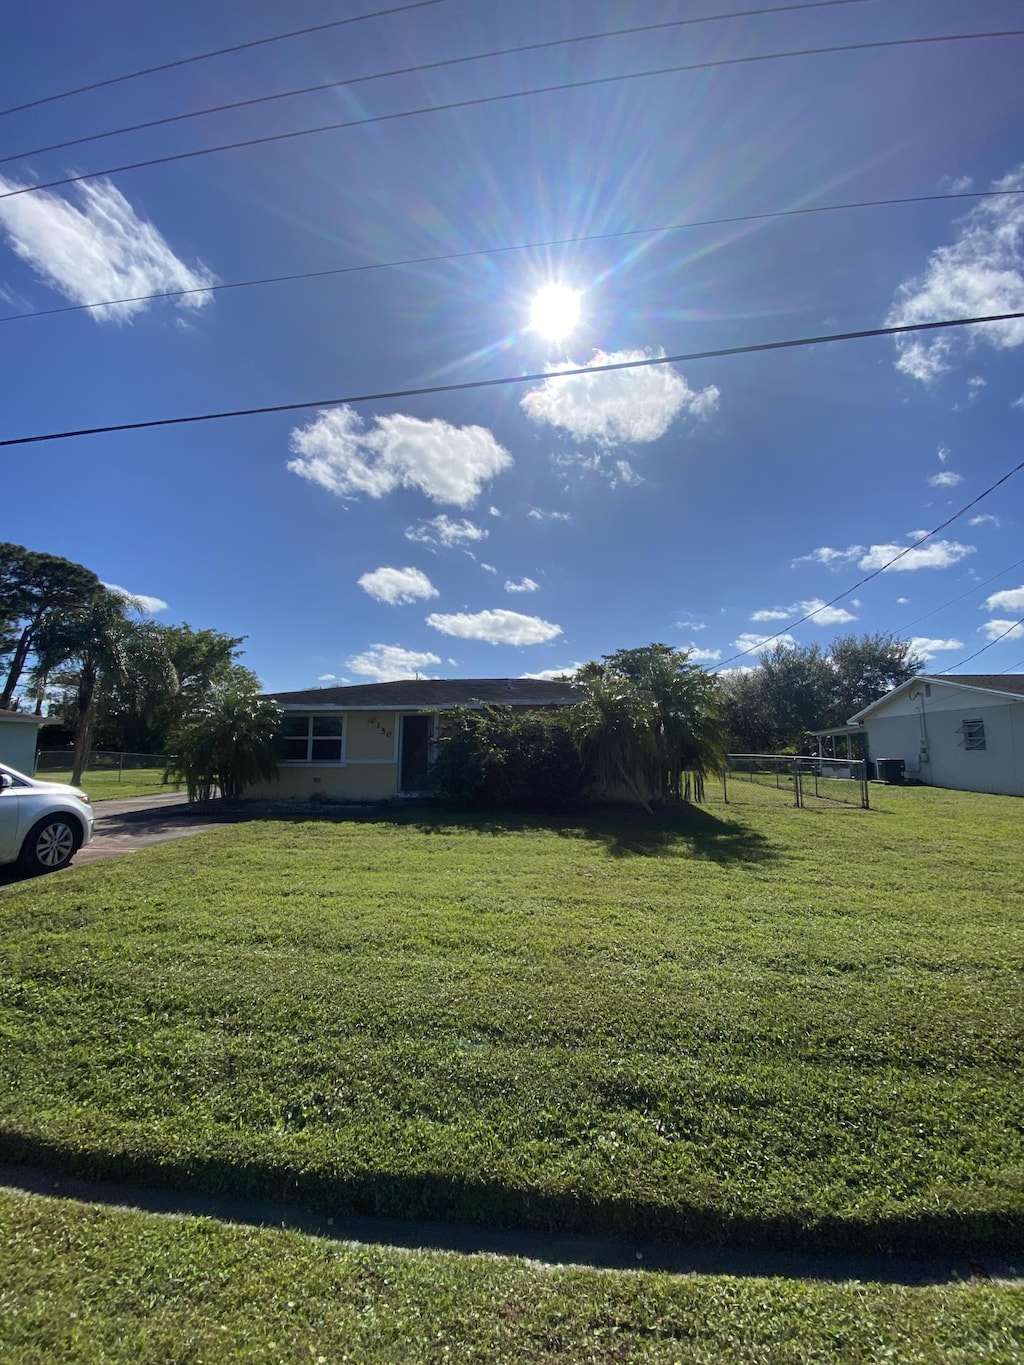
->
<box><xmin>399</xmin><ymin>715</ymin><xmax>432</xmax><ymax>793</ymax></box>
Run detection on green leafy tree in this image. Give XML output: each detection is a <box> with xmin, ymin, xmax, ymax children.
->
<box><xmin>0</xmin><ymin>543</ymin><xmax>101</xmax><ymax>708</ymax></box>
<box><xmin>31</xmin><ymin>590</ymin><xmax>175</xmax><ymax>785</ymax></box>
<box><xmin>166</xmin><ymin>687</ymin><xmax>281</xmax><ymax>801</ymax></box>
<box><xmin>718</xmin><ymin>634</ymin><xmax>925</xmax><ymax>753</ymax></box>
<box><xmin>96</xmin><ymin>622</ymin><xmax>251</xmax><ymax>752</ymax></box>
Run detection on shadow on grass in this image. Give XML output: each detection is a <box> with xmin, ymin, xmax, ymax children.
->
<box><xmin>1</xmin><ymin>1133</ymin><xmax>1018</xmax><ymax>1279</ymax></box>
<box><xmin>223</xmin><ymin>800</ymin><xmax>777</xmax><ymax>866</ymax></box>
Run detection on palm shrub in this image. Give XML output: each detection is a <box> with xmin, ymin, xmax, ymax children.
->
<box><xmin>166</xmin><ymin>687</ymin><xmax>281</xmax><ymax>801</ymax></box>
<box><xmin>574</xmin><ymin>645</ymin><xmax>727</xmax><ymax>810</ymax></box>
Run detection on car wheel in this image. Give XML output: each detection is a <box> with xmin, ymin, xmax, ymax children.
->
<box><xmin>18</xmin><ymin>816</ymin><xmax>81</xmax><ymax>874</ymax></box>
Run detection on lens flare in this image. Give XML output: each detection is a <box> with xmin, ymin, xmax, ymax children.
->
<box><xmin>529</xmin><ymin>284</ymin><xmax>581</xmax><ymax>341</ymax></box>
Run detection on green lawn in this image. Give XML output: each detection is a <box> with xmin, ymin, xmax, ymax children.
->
<box><xmin>38</xmin><ymin>767</ymin><xmax>183</xmax><ymax>801</ymax></box>
<box><xmin>2</xmin><ymin>1188</ymin><xmax>1021</xmax><ymax>1363</ymax></box>
<box><xmin>1</xmin><ymin>787</ymin><xmax>1022</xmax><ymax>1261</ymax></box>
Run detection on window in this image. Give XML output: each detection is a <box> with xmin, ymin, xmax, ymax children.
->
<box><xmin>276</xmin><ymin>714</ymin><xmax>344</xmax><ymax>763</ymax></box>
<box><xmin>961</xmin><ymin>719</ymin><xmax>986</xmax><ymax>751</ymax></box>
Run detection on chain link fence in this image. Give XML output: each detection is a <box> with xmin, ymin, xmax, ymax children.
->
<box><xmin>36</xmin><ymin>750</ymin><xmax>170</xmax><ymax>777</ymax></box>
<box><xmin>700</xmin><ymin>755</ymin><xmax>870</xmax><ymax>810</ymax></box>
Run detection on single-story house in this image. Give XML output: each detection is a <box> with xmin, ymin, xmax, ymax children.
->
<box><xmin>250</xmin><ymin>677</ymin><xmax>582</xmax><ymax>801</ymax></box>
<box><xmin>847</xmin><ymin>673</ymin><xmax>1024</xmax><ymax>797</ymax></box>
<box><xmin>0</xmin><ymin>708</ymin><xmax>48</xmax><ymax>775</ymax></box>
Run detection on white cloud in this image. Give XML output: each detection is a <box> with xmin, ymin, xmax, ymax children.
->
<box><xmin>288</xmin><ymin>407</ymin><xmax>512</xmax><ymax>507</ymax></box>
<box><xmin>982</xmin><ymin>585</ymin><xmax>1024</xmax><ymax>613</ymax></box>
<box><xmin>1014</xmin><ymin>395</ymin><xmax>1024</xmax><ymax>409</ymax></box>
<box><xmin>520</xmin><ymin>665</ymin><xmax>582</xmax><ymax>681</ymax></box>
<box><xmin>897</xmin><ymin>597</ymin><xmax>910</xmax><ymax>605</ymax></box>
<box><xmin>528</xmin><ymin>507</ymin><xmax>571</xmax><ymax>522</ymax></box>
<box><xmin>791</xmin><ymin>544</ymin><xmax>864</xmax><ymax>569</ymax></box>
<box><xmin>942</xmin><ymin>175</ymin><xmax>974</xmax><ymax>194</ymax></box>
<box><xmin>0</xmin><ymin>176</ymin><xmax>214</xmax><ymax>322</ymax></box>
<box><xmin>927</xmin><ymin>470</ymin><xmax>963</xmax><ymax>487</ymax></box>
<box><xmin>505</xmin><ymin>577</ymin><xmax>539</xmax><ymax>594</ymax></box>
<box><xmin>426</xmin><ymin>609</ymin><xmax>562</xmax><ymax>646</ymax></box>
<box><xmin>967</xmin><ymin>375</ymin><xmax>987</xmax><ymax>400</ymax></box>
<box><xmin>102</xmin><ymin>582</ymin><xmax>169</xmax><ymax>614</ymax></box>
<box><xmin>676</xmin><ymin>619</ymin><xmax>707</xmax><ymax>631</ymax></box>
<box><xmin>480</xmin><ymin>563</ymin><xmax>497</xmax><ymax>574</ymax></box>
<box><xmin>553</xmin><ymin>450</ymin><xmax>645</xmax><ymax>489</ymax></box>
<box><xmin>908</xmin><ymin>636</ymin><xmax>964</xmax><ymax>662</ymax></box>
<box><xmin>751</xmin><ymin>598</ymin><xmax>857</xmax><ymax>627</ymax></box>
<box><xmin>406</xmin><ymin>515</ymin><xmax>488</xmax><ymax>548</ymax></box>
<box><xmin>521</xmin><ymin>348</ymin><xmax>719</xmax><ymax>446</ymax></box>
<box><xmin>857</xmin><ymin>539</ymin><xmax>974</xmax><ymax>572</ymax></box>
<box><xmin>981</xmin><ymin>619</ymin><xmax>1024</xmax><ymax>642</ymax></box>
<box><xmin>687</xmin><ymin>646</ymin><xmax>722</xmax><ymax>662</ymax></box>
<box><xmin>886</xmin><ymin>165</ymin><xmax>1024</xmax><ymax>381</ymax></box>
<box><xmin>968</xmin><ymin>513</ymin><xmax>1000</xmax><ymax>527</ymax></box>
<box><xmin>346</xmin><ymin>644</ymin><xmax>442</xmax><ymax>681</ymax></box>
<box><xmin>356</xmin><ymin>566</ymin><xmax>438</xmax><ymax>606</ymax></box>
<box><xmin>488</xmin><ymin>506</ymin><xmax>502</xmax><ymax>517</ymax></box>
<box><xmin>937</xmin><ymin>445</ymin><xmax>951</xmax><ymax>463</ymax></box>
<box><xmin>732</xmin><ymin>632</ymin><xmax>797</xmax><ymax>654</ymax></box>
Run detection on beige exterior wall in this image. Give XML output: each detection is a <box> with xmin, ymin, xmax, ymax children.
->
<box><xmin>244</xmin><ymin>708</ymin><xmax>401</xmax><ymax>802</ymax></box>
<box><xmin>345</xmin><ymin>711</ymin><xmax>399</xmax><ymax>762</ymax></box>
<box><xmin>249</xmin><ymin>762</ymin><xmax>398</xmax><ymax>802</ymax></box>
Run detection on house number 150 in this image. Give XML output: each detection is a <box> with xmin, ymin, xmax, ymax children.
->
<box><xmin>367</xmin><ymin>717</ymin><xmax>392</xmax><ymax>738</ymax></box>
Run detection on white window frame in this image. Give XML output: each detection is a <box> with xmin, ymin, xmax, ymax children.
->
<box><xmin>277</xmin><ymin>714</ymin><xmax>345</xmax><ymax>765</ymax></box>
<box><xmin>960</xmin><ymin>719</ymin><xmax>986</xmax><ymax>752</ymax></box>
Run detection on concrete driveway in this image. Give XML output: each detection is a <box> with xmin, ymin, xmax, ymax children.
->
<box><xmin>1</xmin><ymin>792</ymin><xmax>238</xmax><ymax>885</ymax></box>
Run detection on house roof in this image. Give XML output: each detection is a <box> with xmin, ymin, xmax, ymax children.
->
<box><xmin>267</xmin><ymin>677</ymin><xmax>582</xmax><ymax>710</ymax></box>
<box><xmin>0</xmin><ymin>708</ymin><xmax>48</xmax><ymax>727</ymax></box>
<box><xmin>847</xmin><ymin>673</ymin><xmax>1024</xmax><ymax>724</ymax></box>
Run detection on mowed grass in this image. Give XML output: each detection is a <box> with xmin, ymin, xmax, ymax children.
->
<box><xmin>39</xmin><ymin>768</ymin><xmax>183</xmax><ymax>802</ymax></box>
<box><xmin>0</xmin><ymin>786</ymin><xmax>1022</xmax><ymax>1257</ymax></box>
<box><xmin>2</xmin><ymin>1191</ymin><xmax>1022</xmax><ymax>1364</ymax></box>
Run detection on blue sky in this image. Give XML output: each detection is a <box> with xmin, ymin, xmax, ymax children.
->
<box><xmin>2</xmin><ymin>0</ymin><xmax>1023</xmax><ymax>691</ymax></box>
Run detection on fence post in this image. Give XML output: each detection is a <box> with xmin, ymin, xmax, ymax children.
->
<box><xmin>793</xmin><ymin>760</ymin><xmax>802</xmax><ymax>808</ymax></box>
<box><xmin>118</xmin><ymin>751</ymin><xmax>125</xmax><ymax>783</ymax></box>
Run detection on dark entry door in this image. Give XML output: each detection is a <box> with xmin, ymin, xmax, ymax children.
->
<box><xmin>399</xmin><ymin>714</ymin><xmax>431</xmax><ymax>793</ymax></box>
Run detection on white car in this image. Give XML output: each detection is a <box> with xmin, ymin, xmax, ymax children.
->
<box><xmin>0</xmin><ymin>763</ymin><xmax>95</xmax><ymax>874</ymax></box>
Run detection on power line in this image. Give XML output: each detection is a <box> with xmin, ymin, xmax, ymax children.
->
<box><xmin>893</xmin><ymin>554</ymin><xmax>1024</xmax><ymax>633</ymax></box>
<box><xmin>1</xmin><ymin>311</ymin><xmax>1021</xmax><ymax>449</ymax></box>
<box><xmin>0</xmin><ymin>0</ymin><xmax>450</xmax><ymax>120</ymax></box>
<box><xmin>3</xmin><ymin>30</ymin><xmax>1020</xmax><ymax>205</ymax></box>
<box><xmin>0</xmin><ymin>0</ymin><xmax>882</xmax><ymax>168</ymax></box>
<box><xmin>713</xmin><ymin>448</ymin><xmax>1024</xmax><ymax>669</ymax></box>
<box><xmin>4</xmin><ymin>185</ymin><xmax>1021</xmax><ymax>328</ymax></box>
<box><xmin>998</xmin><ymin>656</ymin><xmax>1024</xmax><ymax>674</ymax></box>
<box><xmin>947</xmin><ymin>617</ymin><xmax>1024</xmax><ymax>670</ymax></box>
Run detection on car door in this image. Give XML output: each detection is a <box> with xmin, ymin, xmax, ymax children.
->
<box><xmin>0</xmin><ymin>770</ymin><xmax>23</xmax><ymax>863</ymax></box>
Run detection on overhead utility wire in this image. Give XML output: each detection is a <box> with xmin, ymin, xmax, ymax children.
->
<box><xmin>0</xmin><ymin>0</ymin><xmax>882</xmax><ymax>166</ymax></box>
<box><xmin>0</xmin><ymin>0</ymin><xmax>449</xmax><ymax>120</ymax></box>
<box><xmin>713</xmin><ymin>454</ymin><xmax>1024</xmax><ymax>669</ymax></box>
<box><xmin>3</xmin><ymin>186</ymin><xmax>1020</xmax><ymax>327</ymax></box>
<box><xmin>3</xmin><ymin>30</ymin><xmax>1020</xmax><ymax>205</ymax></box>
<box><xmin>1</xmin><ymin>311</ymin><xmax>1021</xmax><ymax>450</ymax></box>
<box><xmin>947</xmin><ymin>618</ymin><xmax>1024</xmax><ymax>670</ymax></box>
<box><xmin>894</xmin><ymin>554</ymin><xmax>1024</xmax><ymax>633</ymax></box>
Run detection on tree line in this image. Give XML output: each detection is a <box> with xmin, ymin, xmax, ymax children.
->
<box><xmin>0</xmin><ymin>542</ymin><xmax>269</xmax><ymax>786</ymax></box>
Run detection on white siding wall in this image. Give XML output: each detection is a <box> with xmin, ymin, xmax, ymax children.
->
<box><xmin>0</xmin><ymin>721</ymin><xmax>40</xmax><ymax>775</ymax></box>
<box><xmin>865</xmin><ymin>694</ymin><xmax>1024</xmax><ymax>796</ymax></box>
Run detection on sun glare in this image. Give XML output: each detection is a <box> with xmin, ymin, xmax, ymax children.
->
<box><xmin>529</xmin><ymin>284</ymin><xmax>581</xmax><ymax>341</ymax></box>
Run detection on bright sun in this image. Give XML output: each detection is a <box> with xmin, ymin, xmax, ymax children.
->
<box><xmin>529</xmin><ymin>284</ymin><xmax>581</xmax><ymax>341</ymax></box>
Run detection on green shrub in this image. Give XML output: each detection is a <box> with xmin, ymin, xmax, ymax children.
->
<box><xmin>428</xmin><ymin>705</ymin><xmax>586</xmax><ymax>811</ymax></box>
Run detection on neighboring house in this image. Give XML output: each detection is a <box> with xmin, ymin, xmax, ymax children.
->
<box><xmin>0</xmin><ymin>708</ymin><xmax>48</xmax><ymax>775</ymax></box>
<box><xmin>848</xmin><ymin>674</ymin><xmax>1024</xmax><ymax>797</ymax></box>
<box><xmin>249</xmin><ymin>678</ymin><xmax>581</xmax><ymax>802</ymax></box>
